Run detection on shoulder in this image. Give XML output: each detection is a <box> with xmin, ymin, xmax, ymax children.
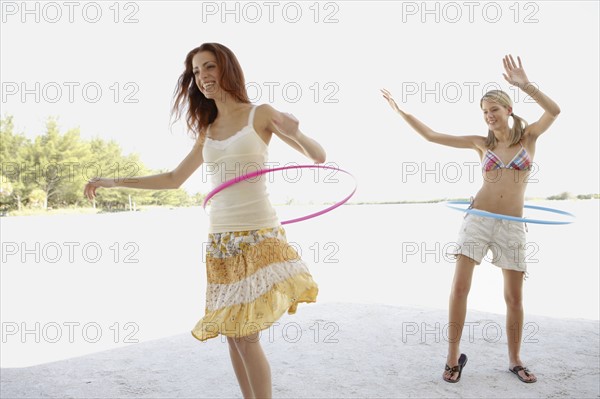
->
<box><xmin>473</xmin><ymin>135</ymin><xmax>487</xmax><ymax>146</ymax></box>
<box><xmin>251</xmin><ymin>104</ymin><xmax>277</xmax><ymax>141</ymax></box>
<box><xmin>520</xmin><ymin>127</ymin><xmax>537</xmax><ymax>146</ymax></box>
<box><xmin>253</xmin><ymin>103</ymin><xmax>280</xmax><ymax>129</ymax></box>
<box><xmin>254</xmin><ymin>103</ymin><xmax>278</xmax><ymax>119</ymax></box>
<box><xmin>471</xmin><ymin>135</ymin><xmax>488</xmax><ymax>155</ymax></box>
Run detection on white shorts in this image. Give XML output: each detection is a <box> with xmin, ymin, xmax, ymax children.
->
<box><xmin>450</xmin><ymin>212</ymin><xmax>527</xmax><ymax>273</ymax></box>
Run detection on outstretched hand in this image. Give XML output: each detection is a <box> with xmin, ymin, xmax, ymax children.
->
<box><xmin>381</xmin><ymin>88</ymin><xmax>405</xmax><ymax>115</ymax></box>
<box><xmin>502</xmin><ymin>55</ymin><xmax>531</xmax><ymax>88</ymax></box>
<box><xmin>83</xmin><ymin>177</ymin><xmax>115</xmax><ymax>200</ymax></box>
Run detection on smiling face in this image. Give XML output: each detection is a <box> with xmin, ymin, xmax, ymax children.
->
<box><xmin>481</xmin><ymin>99</ymin><xmax>511</xmax><ymax>130</ymax></box>
<box><xmin>192</xmin><ymin>51</ymin><xmax>220</xmax><ymax>99</ymax></box>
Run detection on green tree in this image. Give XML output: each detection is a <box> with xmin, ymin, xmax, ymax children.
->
<box><xmin>1</xmin><ymin>116</ymin><xmax>30</xmax><ymax>210</ymax></box>
<box><xmin>191</xmin><ymin>192</ymin><xmax>205</xmax><ymax>206</ymax></box>
<box><xmin>22</xmin><ymin>118</ymin><xmax>89</xmax><ymax>209</ymax></box>
<box><xmin>1</xmin><ymin>115</ymin><xmax>197</xmax><ymax>211</ymax></box>
<box><xmin>27</xmin><ymin>188</ymin><xmax>46</xmax><ymax>208</ymax></box>
<box><xmin>150</xmin><ymin>187</ymin><xmax>192</xmax><ymax>207</ymax></box>
<box><xmin>547</xmin><ymin>191</ymin><xmax>573</xmax><ymax>200</ymax></box>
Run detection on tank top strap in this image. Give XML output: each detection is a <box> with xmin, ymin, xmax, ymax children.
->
<box><xmin>247</xmin><ymin>105</ymin><xmax>257</xmax><ymax>129</ymax></box>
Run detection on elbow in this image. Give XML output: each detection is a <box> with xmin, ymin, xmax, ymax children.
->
<box><xmin>314</xmin><ymin>151</ymin><xmax>326</xmax><ymax>164</ymax></box>
<box><xmin>553</xmin><ymin>106</ymin><xmax>561</xmax><ymax>117</ymax></box>
<box><xmin>168</xmin><ymin>172</ymin><xmax>183</xmax><ymax>189</ymax></box>
<box><xmin>172</xmin><ymin>179</ymin><xmax>184</xmax><ymax>189</ymax></box>
<box><xmin>423</xmin><ymin>130</ymin><xmax>437</xmax><ymax>142</ymax></box>
<box><xmin>315</xmin><ymin>156</ymin><xmax>326</xmax><ymax>164</ymax></box>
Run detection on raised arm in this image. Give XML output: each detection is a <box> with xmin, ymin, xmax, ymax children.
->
<box><xmin>84</xmin><ymin>138</ymin><xmax>204</xmax><ymax>200</ymax></box>
<box><xmin>502</xmin><ymin>54</ymin><xmax>560</xmax><ymax>139</ymax></box>
<box><xmin>381</xmin><ymin>88</ymin><xmax>484</xmax><ymax>152</ymax></box>
<box><xmin>257</xmin><ymin>104</ymin><xmax>326</xmax><ymax>164</ymax></box>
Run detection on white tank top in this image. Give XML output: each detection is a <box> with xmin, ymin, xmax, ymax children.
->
<box><xmin>202</xmin><ymin>105</ymin><xmax>280</xmax><ymax>233</ymax></box>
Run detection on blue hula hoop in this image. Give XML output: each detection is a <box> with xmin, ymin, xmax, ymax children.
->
<box><xmin>445</xmin><ymin>200</ymin><xmax>576</xmax><ymax>225</ymax></box>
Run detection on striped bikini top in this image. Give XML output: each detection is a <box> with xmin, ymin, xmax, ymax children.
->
<box><xmin>482</xmin><ymin>143</ymin><xmax>531</xmax><ymax>171</ymax></box>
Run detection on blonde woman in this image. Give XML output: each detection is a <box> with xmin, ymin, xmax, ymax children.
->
<box><xmin>382</xmin><ymin>55</ymin><xmax>560</xmax><ymax>383</ymax></box>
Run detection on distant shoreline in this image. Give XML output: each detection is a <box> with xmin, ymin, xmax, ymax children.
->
<box><xmin>345</xmin><ymin>196</ymin><xmax>600</xmax><ymax>206</ymax></box>
<box><xmin>3</xmin><ymin>196</ymin><xmax>598</xmax><ymax>217</ymax></box>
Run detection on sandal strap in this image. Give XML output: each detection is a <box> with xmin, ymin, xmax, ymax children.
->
<box><xmin>512</xmin><ymin>366</ymin><xmax>531</xmax><ymax>376</ymax></box>
<box><xmin>445</xmin><ymin>364</ymin><xmax>460</xmax><ymax>373</ymax></box>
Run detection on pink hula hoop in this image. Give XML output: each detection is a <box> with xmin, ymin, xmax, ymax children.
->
<box><xmin>202</xmin><ymin>165</ymin><xmax>357</xmax><ymax>225</ymax></box>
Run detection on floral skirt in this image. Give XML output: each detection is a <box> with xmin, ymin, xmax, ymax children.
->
<box><xmin>191</xmin><ymin>226</ymin><xmax>318</xmax><ymax>341</ymax></box>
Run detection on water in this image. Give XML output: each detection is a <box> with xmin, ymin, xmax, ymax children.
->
<box><xmin>1</xmin><ymin>201</ymin><xmax>598</xmax><ymax>367</ymax></box>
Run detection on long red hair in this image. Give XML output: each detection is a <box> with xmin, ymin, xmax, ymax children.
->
<box><xmin>171</xmin><ymin>43</ymin><xmax>250</xmax><ymax>141</ymax></box>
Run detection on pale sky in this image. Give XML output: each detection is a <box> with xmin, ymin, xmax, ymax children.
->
<box><xmin>2</xmin><ymin>0</ymin><xmax>598</xmax><ymax>202</ymax></box>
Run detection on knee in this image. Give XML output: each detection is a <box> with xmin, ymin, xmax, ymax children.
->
<box><xmin>504</xmin><ymin>292</ymin><xmax>523</xmax><ymax>310</ymax></box>
<box><xmin>450</xmin><ymin>282</ymin><xmax>471</xmax><ymax>300</ymax></box>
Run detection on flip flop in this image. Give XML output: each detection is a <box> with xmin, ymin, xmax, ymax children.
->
<box><xmin>509</xmin><ymin>365</ymin><xmax>537</xmax><ymax>383</ymax></box>
<box><xmin>443</xmin><ymin>353</ymin><xmax>468</xmax><ymax>383</ymax></box>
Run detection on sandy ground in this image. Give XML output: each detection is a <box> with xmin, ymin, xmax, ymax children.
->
<box><xmin>1</xmin><ymin>302</ymin><xmax>598</xmax><ymax>399</ymax></box>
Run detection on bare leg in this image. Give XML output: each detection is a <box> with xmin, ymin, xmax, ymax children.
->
<box><xmin>502</xmin><ymin>269</ymin><xmax>537</xmax><ymax>382</ymax></box>
<box><xmin>233</xmin><ymin>333</ymin><xmax>272</xmax><ymax>399</ymax></box>
<box><xmin>444</xmin><ymin>255</ymin><xmax>476</xmax><ymax>381</ymax></box>
<box><xmin>227</xmin><ymin>337</ymin><xmax>255</xmax><ymax>398</ymax></box>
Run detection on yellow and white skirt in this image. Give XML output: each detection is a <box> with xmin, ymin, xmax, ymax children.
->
<box><xmin>191</xmin><ymin>226</ymin><xmax>318</xmax><ymax>341</ymax></box>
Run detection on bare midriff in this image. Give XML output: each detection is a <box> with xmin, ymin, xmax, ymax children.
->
<box><xmin>472</xmin><ymin>168</ymin><xmax>530</xmax><ymax>217</ymax></box>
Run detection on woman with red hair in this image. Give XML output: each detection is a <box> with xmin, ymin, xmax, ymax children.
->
<box><xmin>85</xmin><ymin>43</ymin><xmax>326</xmax><ymax>398</ymax></box>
